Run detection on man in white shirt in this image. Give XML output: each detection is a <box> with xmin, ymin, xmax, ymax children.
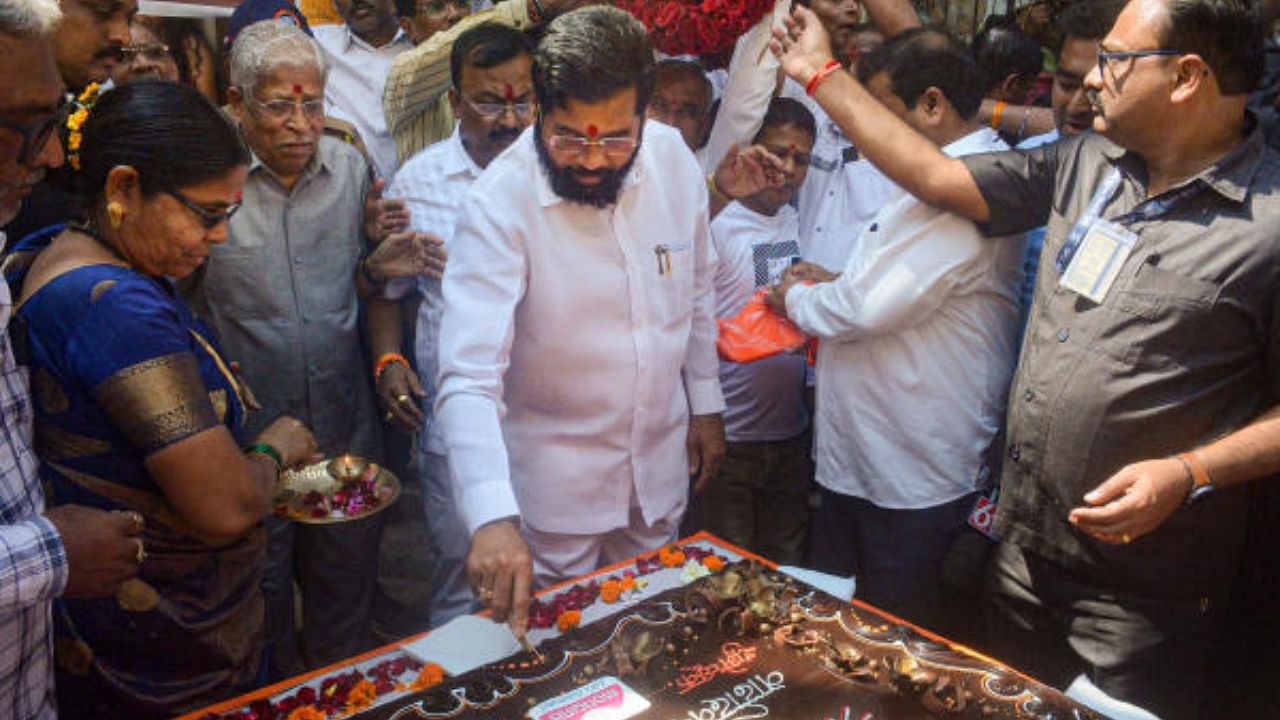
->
<box><xmin>768</xmin><ymin>29</ymin><xmax>1024</xmax><ymax>635</ymax></box>
<box><xmin>367</xmin><ymin>22</ymin><xmax>534</xmax><ymax>628</ymax></box>
<box><xmin>314</xmin><ymin>0</ymin><xmax>413</xmax><ymax>179</ymax></box>
<box><xmin>705</xmin><ymin>98</ymin><xmax>815</xmax><ymax>566</ymax></box>
<box><xmin>436</xmin><ymin>6</ymin><xmax>725</xmax><ymax>635</ymax></box>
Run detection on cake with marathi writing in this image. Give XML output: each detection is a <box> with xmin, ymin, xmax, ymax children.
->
<box><xmin>357</xmin><ymin>561</ymin><xmax>1106</xmax><ymax>720</ymax></box>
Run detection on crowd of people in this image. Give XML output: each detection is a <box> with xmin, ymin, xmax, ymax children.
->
<box><xmin>1</xmin><ymin>0</ymin><xmax>1278</xmax><ymax>718</ymax></box>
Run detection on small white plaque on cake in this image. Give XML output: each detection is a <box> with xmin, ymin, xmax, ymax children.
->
<box><xmin>527</xmin><ymin>676</ymin><xmax>651</xmax><ymax>720</ymax></box>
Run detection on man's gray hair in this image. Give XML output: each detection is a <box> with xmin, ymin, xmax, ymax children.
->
<box><xmin>229</xmin><ymin>19</ymin><xmax>328</xmax><ymax>92</ymax></box>
<box><xmin>0</xmin><ymin>0</ymin><xmax>61</xmax><ymax>37</ymax></box>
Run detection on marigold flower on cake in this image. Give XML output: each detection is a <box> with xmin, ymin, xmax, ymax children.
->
<box><xmin>703</xmin><ymin>555</ymin><xmax>725</xmax><ymax>572</ymax></box>
<box><xmin>620</xmin><ymin>575</ymin><xmax>636</xmax><ymax>591</ymax></box>
<box><xmin>600</xmin><ymin>578</ymin><xmax>623</xmax><ymax>603</ymax></box>
<box><xmin>408</xmin><ymin>662</ymin><xmax>445</xmax><ymax>691</ymax></box>
<box><xmin>344</xmin><ymin>679</ymin><xmax>378</xmax><ymax>713</ymax></box>
<box><xmin>557</xmin><ymin>609</ymin><xmax>582</xmax><ymax>632</ymax></box>
<box><xmin>286</xmin><ymin>706</ymin><xmax>326</xmax><ymax>720</ymax></box>
<box><xmin>659</xmin><ymin>545</ymin><xmax>686</xmax><ymax>568</ymax></box>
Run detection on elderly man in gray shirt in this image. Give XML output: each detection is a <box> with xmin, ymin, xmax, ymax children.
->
<box><xmin>184</xmin><ymin>20</ymin><xmax>409</xmax><ymax>678</ymax></box>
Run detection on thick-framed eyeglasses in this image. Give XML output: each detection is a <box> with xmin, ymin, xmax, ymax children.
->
<box><xmin>461</xmin><ymin>92</ymin><xmax>534</xmax><ymax>121</ymax></box>
<box><xmin>165</xmin><ymin>188</ymin><xmax>241</xmax><ymax>229</ymax></box>
<box><xmin>416</xmin><ymin>0</ymin><xmax>468</xmax><ymax>17</ymax></box>
<box><xmin>0</xmin><ymin>98</ymin><xmax>67</xmax><ymax>166</ymax></box>
<box><xmin>546</xmin><ymin>131</ymin><xmax>639</xmax><ymax>160</ymax></box>
<box><xmin>1097</xmin><ymin>48</ymin><xmax>1181</xmax><ymax>80</ymax></box>
<box><xmin>250</xmin><ymin>94</ymin><xmax>325</xmax><ymax>122</ymax></box>
<box><xmin>121</xmin><ymin>43</ymin><xmax>171</xmax><ymax>63</ymax></box>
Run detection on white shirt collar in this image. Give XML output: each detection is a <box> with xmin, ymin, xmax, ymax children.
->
<box><xmin>444</xmin><ymin>124</ymin><xmax>485</xmax><ymax>179</ymax></box>
<box><xmin>941</xmin><ymin>126</ymin><xmax>1007</xmax><ymax>158</ymax></box>
<box><xmin>341</xmin><ymin>24</ymin><xmax>409</xmax><ymax>53</ymax></box>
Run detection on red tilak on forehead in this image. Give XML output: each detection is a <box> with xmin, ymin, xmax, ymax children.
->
<box><xmin>587</xmin><ymin>124</ymin><xmax>599</xmax><ymax>139</ymax></box>
<box><xmin>504</xmin><ymin>84</ymin><xmax>515</xmax><ymax>103</ymax></box>
<box><xmin>789</xmin><ymin>143</ymin><xmax>798</xmax><ymax>152</ymax></box>
<box><xmin>292</xmin><ymin>84</ymin><xmax>303</xmax><ymax>96</ymax></box>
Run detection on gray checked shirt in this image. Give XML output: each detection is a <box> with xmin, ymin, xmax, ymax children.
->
<box><xmin>962</xmin><ymin>121</ymin><xmax>1280</xmax><ymax>596</ymax></box>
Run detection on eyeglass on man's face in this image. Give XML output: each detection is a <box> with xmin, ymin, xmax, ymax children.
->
<box><xmin>461</xmin><ymin>92</ymin><xmax>534</xmax><ymax>121</ymax></box>
<box><xmin>547</xmin><ymin>133</ymin><xmax>638</xmax><ymax>160</ymax></box>
<box><xmin>250</xmin><ymin>94</ymin><xmax>325</xmax><ymax>122</ymax></box>
<box><xmin>0</xmin><ymin>98</ymin><xmax>67</xmax><ymax>167</ymax></box>
<box><xmin>1096</xmin><ymin>48</ymin><xmax>1181</xmax><ymax>81</ymax></box>
<box><xmin>165</xmin><ymin>188</ymin><xmax>241</xmax><ymax>229</ymax></box>
<box><xmin>121</xmin><ymin>43</ymin><xmax>171</xmax><ymax>63</ymax></box>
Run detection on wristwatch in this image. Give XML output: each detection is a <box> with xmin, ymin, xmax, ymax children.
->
<box><xmin>1176</xmin><ymin>452</ymin><xmax>1215</xmax><ymax>505</ymax></box>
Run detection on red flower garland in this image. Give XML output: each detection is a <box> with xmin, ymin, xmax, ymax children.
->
<box><xmin>615</xmin><ymin>0</ymin><xmax>776</xmax><ymax>57</ymax></box>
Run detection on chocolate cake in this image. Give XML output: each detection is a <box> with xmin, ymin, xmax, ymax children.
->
<box><xmin>360</xmin><ymin>561</ymin><xmax>1107</xmax><ymax>719</ymax></box>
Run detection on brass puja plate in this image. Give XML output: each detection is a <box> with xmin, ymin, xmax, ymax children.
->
<box><xmin>273</xmin><ymin>456</ymin><xmax>401</xmax><ymax>525</ymax></box>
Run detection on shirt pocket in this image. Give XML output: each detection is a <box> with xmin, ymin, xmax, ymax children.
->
<box><xmin>653</xmin><ymin>243</ymin><xmax>693</xmax><ymax>328</ymax></box>
<box><xmin>1094</xmin><ymin>262</ymin><xmax>1222</xmax><ymax>367</ymax></box>
<box><xmin>204</xmin><ymin>250</ymin><xmax>280</xmax><ymax>321</ymax></box>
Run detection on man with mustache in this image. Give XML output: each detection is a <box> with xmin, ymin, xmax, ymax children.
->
<box><xmin>314</xmin><ymin>0</ymin><xmax>411</xmax><ymax>179</ymax></box>
<box><xmin>383</xmin><ymin>0</ymin><xmax>594</xmax><ymax>166</ymax></box>
<box><xmin>2</xmin><ymin>0</ymin><xmax>134</xmax><ymax>242</ymax></box>
<box><xmin>435</xmin><ymin>6</ymin><xmax>730</xmax><ymax>639</ymax></box>
<box><xmin>774</xmin><ymin>0</ymin><xmax>1279</xmax><ymax>717</ymax></box>
<box><xmin>184</xmin><ymin>19</ymin><xmax>419</xmax><ymax>679</ymax></box>
<box><xmin>1</xmin><ymin>0</ymin><xmax>149</xmax><ymax>716</ymax></box>
<box><xmin>366</xmin><ymin>22</ymin><xmax>534</xmax><ymax>628</ymax></box>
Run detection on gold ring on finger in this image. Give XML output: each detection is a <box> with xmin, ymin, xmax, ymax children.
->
<box><xmin>1121</xmin><ymin>533</ymin><xmax>1132</xmax><ymax>544</ymax></box>
<box><xmin>396</xmin><ymin>394</ymin><xmax>411</xmax><ymax>405</ymax></box>
<box><xmin>135</xmin><ymin>538</ymin><xmax>147</xmax><ymax>564</ymax></box>
<box><xmin>384</xmin><ymin>410</ymin><xmax>395</xmax><ymax>422</ymax></box>
<box><xmin>478</xmin><ymin>586</ymin><xmax>494</xmax><ymax>603</ymax></box>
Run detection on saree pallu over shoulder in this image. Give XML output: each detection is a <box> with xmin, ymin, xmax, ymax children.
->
<box><xmin>90</xmin><ymin>351</ymin><xmax>220</xmax><ymax>455</ymax></box>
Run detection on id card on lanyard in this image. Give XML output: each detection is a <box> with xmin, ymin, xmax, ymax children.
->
<box><xmin>1055</xmin><ymin>167</ymin><xmax>1204</xmax><ymax>303</ymax></box>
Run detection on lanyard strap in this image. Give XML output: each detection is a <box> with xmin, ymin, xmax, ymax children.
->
<box><xmin>1054</xmin><ymin>168</ymin><xmax>1206</xmax><ymax>272</ymax></box>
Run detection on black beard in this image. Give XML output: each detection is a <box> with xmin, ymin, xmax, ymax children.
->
<box><xmin>533</xmin><ymin>123</ymin><xmax>641</xmax><ymax>208</ymax></box>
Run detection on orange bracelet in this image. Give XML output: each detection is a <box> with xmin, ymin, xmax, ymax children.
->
<box><xmin>373</xmin><ymin>352</ymin><xmax>410</xmax><ymax>382</ymax></box>
<box><xmin>805</xmin><ymin>59</ymin><xmax>842</xmax><ymax>97</ymax></box>
<box><xmin>1177</xmin><ymin>451</ymin><xmax>1213</xmax><ymax>492</ymax></box>
<box><xmin>990</xmin><ymin>100</ymin><xmax>1008</xmax><ymax>130</ymax></box>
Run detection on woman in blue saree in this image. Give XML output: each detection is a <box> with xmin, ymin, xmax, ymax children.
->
<box><xmin>7</xmin><ymin>82</ymin><xmax>319</xmax><ymax>718</ymax></box>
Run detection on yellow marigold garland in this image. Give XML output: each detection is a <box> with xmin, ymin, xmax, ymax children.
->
<box><xmin>65</xmin><ymin>82</ymin><xmax>100</xmax><ymax>170</ymax></box>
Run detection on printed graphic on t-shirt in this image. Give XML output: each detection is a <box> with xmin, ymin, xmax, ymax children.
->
<box><xmin>753</xmin><ymin>240</ymin><xmax>801</xmax><ymax>287</ymax></box>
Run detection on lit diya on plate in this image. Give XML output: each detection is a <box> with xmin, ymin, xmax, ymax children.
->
<box><xmin>273</xmin><ymin>454</ymin><xmax>401</xmax><ymax>524</ymax></box>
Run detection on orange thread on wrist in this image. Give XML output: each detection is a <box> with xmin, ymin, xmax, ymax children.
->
<box><xmin>805</xmin><ymin>59</ymin><xmax>842</xmax><ymax>97</ymax></box>
<box><xmin>990</xmin><ymin>100</ymin><xmax>1008</xmax><ymax>130</ymax></box>
<box><xmin>373</xmin><ymin>352</ymin><xmax>410</xmax><ymax>382</ymax></box>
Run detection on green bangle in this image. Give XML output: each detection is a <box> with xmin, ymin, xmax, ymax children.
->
<box><xmin>245</xmin><ymin>442</ymin><xmax>283</xmax><ymax>473</ymax></box>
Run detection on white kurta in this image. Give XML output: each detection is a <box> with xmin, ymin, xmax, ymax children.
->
<box><xmin>437</xmin><ymin>122</ymin><xmax>724</xmax><ymax>536</ymax></box>
<box><xmin>784</xmin><ymin>127</ymin><xmax>1025</xmax><ymax>510</ymax></box>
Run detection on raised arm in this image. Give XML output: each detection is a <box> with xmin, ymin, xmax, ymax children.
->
<box><xmin>771</xmin><ymin>5</ymin><xmax>989</xmax><ymax>222</ymax></box>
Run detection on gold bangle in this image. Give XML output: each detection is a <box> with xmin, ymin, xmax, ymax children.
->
<box><xmin>707</xmin><ymin>172</ymin><xmax>729</xmax><ymax>204</ymax></box>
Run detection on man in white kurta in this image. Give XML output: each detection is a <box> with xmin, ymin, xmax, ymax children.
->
<box><xmin>435</xmin><ymin>6</ymin><xmax>724</xmax><ymax>636</ymax></box>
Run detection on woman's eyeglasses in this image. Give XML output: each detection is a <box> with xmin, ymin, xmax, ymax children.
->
<box><xmin>165</xmin><ymin>188</ymin><xmax>241</xmax><ymax>229</ymax></box>
<box><xmin>121</xmin><ymin>43</ymin><xmax>171</xmax><ymax>63</ymax></box>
